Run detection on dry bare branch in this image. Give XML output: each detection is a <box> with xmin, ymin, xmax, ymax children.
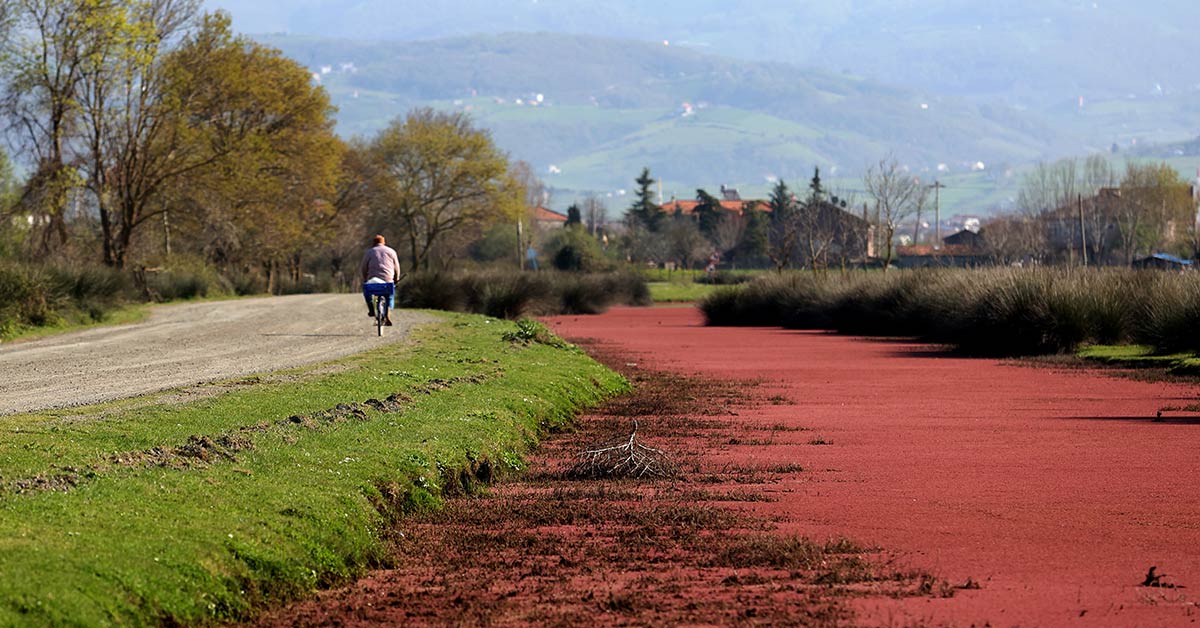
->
<box><xmin>567</xmin><ymin>420</ymin><xmax>676</xmax><ymax>480</ymax></box>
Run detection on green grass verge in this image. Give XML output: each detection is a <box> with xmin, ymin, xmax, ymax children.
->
<box><xmin>648</xmin><ymin>281</ymin><xmax>719</xmax><ymax>303</ymax></box>
<box><xmin>1078</xmin><ymin>344</ymin><xmax>1200</xmax><ymax>376</ymax></box>
<box><xmin>0</xmin><ymin>313</ymin><xmax>627</xmax><ymax>626</ymax></box>
<box><xmin>1</xmin><ymin>303</ymin><xmax>152</xmax><ymax>344</ymax></box>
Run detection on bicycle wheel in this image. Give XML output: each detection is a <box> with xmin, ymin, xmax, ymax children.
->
<box><xmin>375</xmin><ymin>296</ymin><xmax>385</xmax><ymax>336</ymax></box>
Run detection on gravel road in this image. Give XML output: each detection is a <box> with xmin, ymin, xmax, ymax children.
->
<box><xmin>0</xmin><ymin>294</ymin><xmax>436</xmax><ymax>415</ymax></box>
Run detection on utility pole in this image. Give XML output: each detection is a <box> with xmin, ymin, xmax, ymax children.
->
<box><xmin>929</xmin><ymin>181</ymin><xmax>946</xmax><ymax>249</ymax></box>
<box><xmin>1078</xmin><ymin>193</ymin><xmax>1088</xmax><ymax>267</ymax></box>
<box><xmin>517</xmin><ymin>219</ymin><xmax>525</xmax><ymax>270</ymax></box>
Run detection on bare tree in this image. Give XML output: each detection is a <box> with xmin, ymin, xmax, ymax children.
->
<box><xmin>981</xmin><ymin>212</ymin><xmax>1041</xmax><ymax>266</ymax></box>
<box><xmin>76</xmin><ymin>0</ymin><xmax>205</xmax><ymax>267</ymax></box>
<box><xmin>797</xmin><ymin>169</ymin><xmax>835</xmax><ymax>272</ymax></box>
<box><xmin>863</xmin><ymin>158</ymin><xmax>927</xmax><ymax>269</ymax></box>
<box><xmin>583</xmin><ymin>194</ymin><xmax>607</xmax><ymax>237</ymax></box>
<box><xmin>620</xmin><ymin>221</ymin><xmax>666</xmax><ymax>267</ymax></box>
<box><xmin>1017</xmin><ymin>158</ymin><xmax>1081</xmax><ymax>263</ymax></box>
<box><xmin>824</xmin><ymin>190</ymin><xmax>866</xmax><ymax>271</ymax></box>
<box><xmin>766</xmin><ymin>179</ymin><xmax>799</xmax><ymax>272</ymax></box>
<box><xmin>1079</xmin><ymin>154</ymin><xmax>1118</xmax><ymax>264</ymax></box>
<box><xmin>712</xmin><ymin>211</ymin><xmax>744</xmax><ymax>259</ymax></box>
<box><xmin>662</xmin><ymin>215</ymin><xmax>709</xmax><ymax>270</ymax></box>
<box><xmin>1</xmin><ymin>0</ymin><xmax>106</xmax><ymax>256</ymax></box>
<box><xmin>508</xmin><ymin>160</ymin><xmax>544</xmax><ymax>269</ymax></box>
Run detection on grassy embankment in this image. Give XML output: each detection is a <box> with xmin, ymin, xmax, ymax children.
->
<box><xmin>0</xmin><ymin>314</ymin><xmax>626</xmax><ymax>626</ymax></box>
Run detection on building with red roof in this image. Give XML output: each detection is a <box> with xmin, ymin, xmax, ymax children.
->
<box><xmin>532</xmin><ymin>206</ymin><xmax>568</xmax><ymax>229</ymax></box>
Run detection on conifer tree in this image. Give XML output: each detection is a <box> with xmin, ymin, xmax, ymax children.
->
<box><xmin>626</xmin><ymin>167</ymin><xmax>662</xmax><ymax>231</ymax></box>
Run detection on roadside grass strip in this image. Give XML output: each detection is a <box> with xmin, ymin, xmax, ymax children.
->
<box><xmin>0</xmin><ymin>314</ymin><xmax>627</xmax><ymax>626</ymax></box>
<box><xmin>1</xmin><ymin>304</ymin><xmax>151</xmax><ymax>344</ymax></box>
<box><xmin>1078</xmin><ymin>344</ymin><xmax>1200</xmax><ymax>376</ymax></box>
<box><xmin>647</xmin><ymin>282</ymin><xmax>718</xmax><ymax>304</ymax></box>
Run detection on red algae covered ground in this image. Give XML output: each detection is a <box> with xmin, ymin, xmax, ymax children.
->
<box><xmin>547</xmin><ymin>306</ymin><xmax>1200</xmax><ymax>627</ymax></box>
<box><xmin>249</xmin><ymin>338</ymin><xmax>942</xmax><ymax>628</ymax></box>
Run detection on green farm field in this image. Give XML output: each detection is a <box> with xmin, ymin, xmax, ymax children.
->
<box><xmin>647</xmin><ymin>281</ymin><xmax>719</xmax><ymax>304</ymax></box>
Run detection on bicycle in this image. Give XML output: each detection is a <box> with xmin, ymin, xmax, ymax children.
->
<box><xmin>363</xmin><ymin>282</ymin><xmax>395</xmax><ymax>336</ymax></box>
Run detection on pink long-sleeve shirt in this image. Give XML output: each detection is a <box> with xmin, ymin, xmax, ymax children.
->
<box><xmin>360</xmin><ymin>245</ymin><xmax>401</xmax><ymax>283</ymax></box>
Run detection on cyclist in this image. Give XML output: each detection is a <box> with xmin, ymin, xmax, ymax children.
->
<box><xmin>360</xmin><ymin>234</ymin><xmax>401</xmax><ymax>326</ymax></box>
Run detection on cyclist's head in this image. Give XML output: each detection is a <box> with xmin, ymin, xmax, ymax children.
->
<box><xmin>373</xmin><ymin>234</ymin><xmax>386</xmax><ymax>245</ymax></box>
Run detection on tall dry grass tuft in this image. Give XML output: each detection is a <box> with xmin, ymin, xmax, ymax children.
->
<box><xmin>397</xmin><ymin>270</ymin><xmax>651</xmax><ymax>319</ymax></box>
<box><xmin>700</xmin><ymin>268</ymin><xmax>1200</xmax><ymax>357</ymax></box>
<box><xmin>0</xmin><ymin>260</ymin><xmax>133</xmax><ymax>337</ymax></box>
<box><xmin>1135</xmin><ymin>272</ymin><xmax>1200</xmax><ymax>353</ymax></box>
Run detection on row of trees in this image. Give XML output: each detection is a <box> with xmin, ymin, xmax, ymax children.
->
<box><xmin>984</xmin><ymin>157</ymin><xmax>1198</xmax><ymax>266</ymax></box>
<box><xmin>605</xmin><ymin>154</ymin><xmax>1199</xmax><ymax>272</ymax></box>
<box><xmin>0</xmin><ymin>1</ymin><xmax>345</xmax><ymax>287</ymax></box>
<box><xmin>618</xmin><ymin>166</ymin><xmax>870</xmax><ymax>272</ymax></box>
<box><xmin>2</xmin><ymin>3</ymin><xmax>1190</xmax><ymax>280</ymax></box>
<box><xmin>0</xmin><ymin>1</ymin><xmax>533</xmax><ymax>289</ymax></box>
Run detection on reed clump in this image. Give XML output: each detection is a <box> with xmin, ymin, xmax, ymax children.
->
<box><xmin>398</xmin><ymin>270</ymin><xmax>650</xmax><ymax>319</ymax></box>
<box><xmin>700</xmin><ymin>268</ymin><xmax>1200</xmax><ymax>357</ymax></box>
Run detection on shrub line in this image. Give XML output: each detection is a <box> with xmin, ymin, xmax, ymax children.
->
<box><xmin>701</xmin><ymin>268</ymin><xmax>1200</xmax><ymax>357</ymax></box>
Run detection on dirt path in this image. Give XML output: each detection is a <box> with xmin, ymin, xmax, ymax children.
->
<box><xmin>546</xmin><ymin>307</ymin><xmax>1200</xmax><ymax>627</ymax></box>
<box><xmin>0</xmin><ymin>294</ymin><xmax>433</xmax><ymax>416</ymax></box>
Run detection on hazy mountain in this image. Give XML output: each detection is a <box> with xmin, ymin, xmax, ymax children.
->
<box><xmin>209</xmin><ymin>0</ymin><xmax>1200</xmax><ymax>107</ymax></box>
<box><xmin>206</xmin><ymin>2</ymin><xmax>1200</xmax><ymax>211</ymax></box>
<box><xmin>264</xmin><ymin>32</ymin><xmax>1071</xmax><ymax>201</ymax></box>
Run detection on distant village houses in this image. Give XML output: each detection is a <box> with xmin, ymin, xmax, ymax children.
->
<box><xmin>660</xmin><ymin>186</ymin><xmax>875</xmax><ymax>266</ymax></box>
<box><xmin>533</xmin><ymin>206</ymin><xmax>568</xmax><ymax>230</ymax></box>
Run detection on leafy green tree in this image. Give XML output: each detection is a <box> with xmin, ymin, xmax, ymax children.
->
<box><xmin>0</xmin><ymin>149</ymin><xmax>24</xmax><ymax>258</ymax></box>
<box><xmin>368</xmin><ymin>108</ymin><xmax>519</xmax><ymax>271</ymax></box>
<box><xmin>137</xmin><ymin>12</ymin><xmax>342</xmax><ymax>284</ymax></box>
<box><xmin>545</xmin><ymin>224</ymin><xmax>608</xmax><ymax>272</ymax></box>
<box><xmin>321</xmin><ymin>139</ymin><xmax>381</xmax><ymax>279</ymax></box>
<box><xmin>470</xmin><ymin>223</ymin><xmax>520</xmax><ymax>266</ymax></box>
<box><xmin>1116</xmin><ymin>162</ymin><xmax>1195</xmax><ymax>263</ymax></box>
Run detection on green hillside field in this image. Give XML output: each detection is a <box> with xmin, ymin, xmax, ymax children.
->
<box><xmin>259</xmin><ymin>31</ymin><xmax>1199</xmax><ymax>217</ymax></box>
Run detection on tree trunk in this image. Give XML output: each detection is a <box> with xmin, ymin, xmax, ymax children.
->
<box><xmin>883</xmin><ymin>227</ymin><xmax>895</xmax><ymax>271</ymax></box>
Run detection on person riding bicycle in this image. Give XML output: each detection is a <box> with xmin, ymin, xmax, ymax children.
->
<box><xmin>360</xmin><ymin>234</ymin><xmax>401</xmax><ymax>326</ymax></box>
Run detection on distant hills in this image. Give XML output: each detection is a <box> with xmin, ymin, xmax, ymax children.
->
<box><xmin>216</xmin><ymin>0</ymin><xmax>1200</xmax><ymax>107</ymax></box>
<box><xmin>262</xmin><ymin>32</ymin><xmax>1072</xmax><ymax>201</ymax></box>
<box><xmin>210</xmin><ymin>0</ymin><xmax>1200</xmax><ymax>213</ymax></box>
